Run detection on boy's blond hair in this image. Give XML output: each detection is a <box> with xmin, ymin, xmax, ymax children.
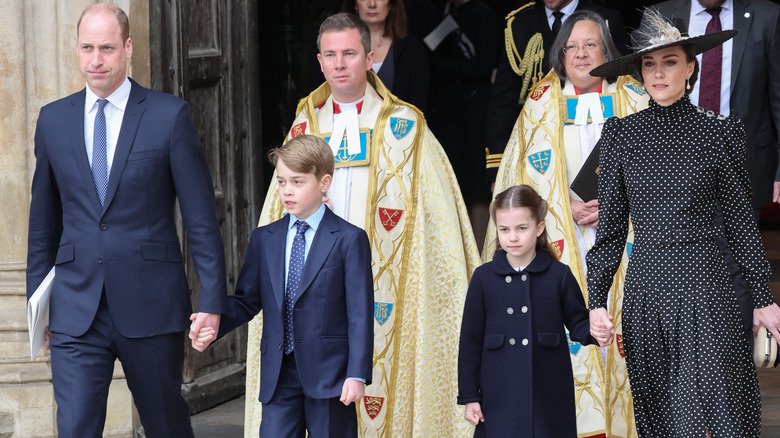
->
<box><xmin>268</xmin><ymin>135</ymin><xmax>335</xmax><ymax>178</ymax></box>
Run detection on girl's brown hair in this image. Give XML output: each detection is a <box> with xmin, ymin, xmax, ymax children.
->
<box><xmin>490</xmin><ymin>185</ymin><xmax>558</xmax><ymax>258</ymax></box>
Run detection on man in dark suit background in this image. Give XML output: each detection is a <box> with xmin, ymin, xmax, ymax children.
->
<box><xmin>26</xmin><ymin>3</ymin><xmax>226</xmax><ymax>437</ymax></box>
<box><xmin>485</xmin><ymin>0</ymin><xmax>630</xmax><ymax>177</ymax></box>
<box><xmin>642</xmin><ymin>0</ymin><xmax>780</xmax><ymax>212</ymax></box>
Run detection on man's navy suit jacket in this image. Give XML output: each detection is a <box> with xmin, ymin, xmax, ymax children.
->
<box><xmin>646</xmin><ymin>0</ymin><xmax>780</xmax><ymax>207</ymax></box>
<box><xmin>219</xmin><ymin>207</ymin><xmax>374</xmax><ymax>403</ymax></box>
<box><xmin>26</xmin><ymin>79</ymin><xmax>227</xmax><ymax>338</ymax></box>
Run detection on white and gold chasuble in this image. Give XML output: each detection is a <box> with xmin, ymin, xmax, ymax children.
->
<box><xmin>245</xmin><ymin>73</ymin><xmax>481</xmax><ymax>437</ymax></box>
<box><xmin>484</xmin><ymin>71</ymin><xmax>648</xmax><ymax>438</ymax></box>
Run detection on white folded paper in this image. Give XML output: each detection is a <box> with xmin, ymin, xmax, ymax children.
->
<box><xmin>424</xmin><ymin>15</ymin><xmax>459</xmax><ymax>51</ymax></box>
<box><xmin>27</xmin><ymin>267</ymin><xmax>54</xmax><ymax>360</ymax></box>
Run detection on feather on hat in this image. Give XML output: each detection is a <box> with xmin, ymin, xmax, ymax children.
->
<box><xmin>590</xmin><ymin>8</ymin><xmax>736</xmax><ymax>78</ymax></box>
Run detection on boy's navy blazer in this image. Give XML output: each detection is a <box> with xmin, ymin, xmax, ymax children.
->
<box><xmin>220</xmin><ymin>207</ymin><xmax>374</xmax><ymax>403</ymax></box>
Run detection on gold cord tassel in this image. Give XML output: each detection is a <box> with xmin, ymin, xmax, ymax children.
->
<box><xmin>504</xmin><ymin>11</ymin><xmax>545</xmax><ymax>101</ymax></box>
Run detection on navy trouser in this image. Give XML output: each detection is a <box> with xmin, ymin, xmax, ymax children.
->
<box><xmin>50</xmin><ymin>292</ymin><xmax>193</xmax><ymax>438</ymax></box>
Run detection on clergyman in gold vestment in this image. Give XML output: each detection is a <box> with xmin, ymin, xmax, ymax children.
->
<box><xmin>244</xmin><ymin>13</ymin><xmax>480</xmax><ymax>438</ymax></box>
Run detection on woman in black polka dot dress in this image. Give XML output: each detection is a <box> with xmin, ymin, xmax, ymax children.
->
<box><xmin>585</xmin><ymin>11</ymin><xmax>780</xmax><ymax>437</ymax></box>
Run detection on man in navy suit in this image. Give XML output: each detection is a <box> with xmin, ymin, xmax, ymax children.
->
<box><xmin>193</xmin><ymin>134</ymin><xmax>374</xmax><ymax>437</ymax></box>
<box><xmin>26</xmin><ymin>3</ymin><xmax>226</xmax><ymax>437</ymax></box>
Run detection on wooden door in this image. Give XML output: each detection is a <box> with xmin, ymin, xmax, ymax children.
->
<box><xmin>149</xmin><ymin>0</ymin><xmax>262</xmax><ymax>413</ymax></box>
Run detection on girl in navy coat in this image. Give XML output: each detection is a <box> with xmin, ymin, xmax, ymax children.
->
<box><xmin>458</xmin><ymin>185</ymin><xmax>597</xmax><ymax>437</ymax></box>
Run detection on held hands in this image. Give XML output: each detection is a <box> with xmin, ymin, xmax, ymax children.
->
<box><xmin>464</xmin><ymin>402</ymin><xmax>485</xmax><ymax>426</ymax></box>
<box><xmin>340</xmin><ymin>378</ymin><xmax>365</xmax><ymax>406</ymax></box>
<box><xmin>773</xmin><ymin>181</ymin><xmax>779</xmax><ymax>203</ymax></box>
<box><xmin>754</xmin><ymin>303</ymin><xmax>780</xmax><ymax>342</ymax></box>
<box><xmin>589</xmin><ymin>308</ymin><xmax>615</xmax><ymax>347</ymax></box>
<box><xmin>571</xmin><ymin>199</ymin><xmax>599</xmax><ymax>227</ymax></box>
<box><xmin>188</xmin><ymin>312</ymin><xmax>221</xmax><ymax>352</ymax></box>
<box><xmin>190</xmin><ymin>321</ymin><xmax>217</xmax><ymax>350</ymax></box>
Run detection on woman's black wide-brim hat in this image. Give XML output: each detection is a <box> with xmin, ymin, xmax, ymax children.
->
<box><xmin>590</xmin><ymin>9</ymin><xmax>737</xmax><ymax>78</ymax></box>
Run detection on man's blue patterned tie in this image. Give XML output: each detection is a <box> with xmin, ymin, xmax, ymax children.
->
<box><xmin>92</xmin><ymin>98</ymin><xmax>109</xmax><ymax>205</ymax></box>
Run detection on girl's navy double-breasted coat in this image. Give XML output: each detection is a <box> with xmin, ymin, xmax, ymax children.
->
<box><xmin>457</xmin><ymin>249</ymin><xmax>596</xmax><ymax>437</ymax></box>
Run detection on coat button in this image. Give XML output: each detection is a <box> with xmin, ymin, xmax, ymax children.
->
<box><xmin>278</xmin><ymin>343</ymin><xmax>282</xmax><ymax>350</ymax></box>
<box><xmin>100</xmin><ymin>223</ymin><xmax>108</xmax><ymax>230</ymax></box>
<box><xmin>522</xmin><ymin>338</ymin><xmax>529</xmax><ymax>346</ymax></box>
<box><xmin>509</xmin><ymin>338</ymin><xmax>516</xmax><ymax>345</ymax></box>
<box><xmin>521</xmin><ymin>306</ymin><xmax>528</xmax><ymax>313</ymax></box>
<box><xmin>505</xmin><ymin>276</ymin><xmax>512</xmax><ymax>283</ymax></box>
<box><xmin>98</xmin><ymin>257</ymin><xmax>103</xmax><ymax>264</ymax></box>
<box><xmin>507</xmin><ymin>307</ymin><xmax>514</xmax><ymax>315</ymax></box>
<box><xmin>521</xmin><ymin>274</ymin><xmax>527</xmax><ymax>281</ymax></box>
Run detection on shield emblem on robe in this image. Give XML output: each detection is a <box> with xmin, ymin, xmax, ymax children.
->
<box><xmin>567</xmin><ymin>333</ymin><xmax>582</xmax><ymax>355</ymax></box>
<box><xmin>626</xmin><ymin>83</ymin><xmax>647</xmax><ymax>96</ymax></box>
<box><xmin>378</xmin><ymin>207</ymin><xmax>403</xmax><ymax>231</ymax></box>
<box><xmin>616</xmin><ymin>334</ymin><xmax>625</xmax><ymax>358</ymax></box>
<box><xmin>529</xmin><ymin>84</ymin><xmax>550</xmax><ymax>101</ymax></box>
<box><xmin>390</xmin><ymin>117</ymin><xmax>414</xmax><ymax>140</ymax></box>
<box><xmin>290</xmin><ymin>122</ymin><xmax>306</xmax><ymax>138</ymax></box>
<box><xmin>551</xmin><ymin>239</ymin><xmax>564</xmax><ymax>260</ymax></box>
<box><xmin>528</xmin><ymin>150</ymin><xmax>551</xmax><ymax>174</ymax></box>
<box><xmin>374</xmin><ymin>302</ymin><xmax>393</xmax><ymax>325</ymax></box>
<box><xmin>364</xmin><ymin>396</ymin><xmax>384</xmax><ymax>419</ymax></box>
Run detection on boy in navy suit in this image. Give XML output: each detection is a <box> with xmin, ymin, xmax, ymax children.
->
<box><xmin>192</xmin><ymin>134</ymin><xmax>373</xmax><ymax>437</ymax></box>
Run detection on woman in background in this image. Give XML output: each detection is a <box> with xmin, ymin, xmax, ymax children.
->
<box><xmin>341</xmin><ymin>0</ymin><xmax>430</xmax><ymax>112</ymax></box>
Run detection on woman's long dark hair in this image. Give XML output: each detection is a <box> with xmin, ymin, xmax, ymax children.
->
<box><xmin>340</xmin><ymin>0</ymin><xmax>407</xmax><ymax>39</ymax></box>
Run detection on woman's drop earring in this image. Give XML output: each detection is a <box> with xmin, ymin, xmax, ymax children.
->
<box><xmin>686</xmin><ymin>77</ymin><xmax>691</xmax><ymax>91</ymax></box>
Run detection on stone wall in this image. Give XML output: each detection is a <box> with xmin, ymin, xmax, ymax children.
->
<box><xmin>0</xmin><ymin>1</ymin><xmax>149</xmax><ymax>436</ymax></box>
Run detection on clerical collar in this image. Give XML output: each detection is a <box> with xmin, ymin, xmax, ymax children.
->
<box><xmin>333</xmin><ymin>98</ymin><xmax>364</xmax><ymax>114</ymax></box>
<box><xmin>574</xmin><ymin>83</ymin><xmax>603</xmax><ymax>95</ymax></box>
<box><xmin>329</xmin><ymin>97</ymin><xmax>363</xmax><ymax>157</ymax></box>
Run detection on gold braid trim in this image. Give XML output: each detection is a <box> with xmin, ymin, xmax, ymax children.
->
<box><xmin>485</xmin><ymin>148</ymin><xmax>503</xmax><ymax>169</ymax></box>
<box><xmin>504</xmin><ymin>1</ymin><xmax>535</xmax><ymax>20</ymax></box>
<box><xmin>504</xmin><ymin>2</ymin><xmax>545</xmax><ymax>100</ymax></box>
